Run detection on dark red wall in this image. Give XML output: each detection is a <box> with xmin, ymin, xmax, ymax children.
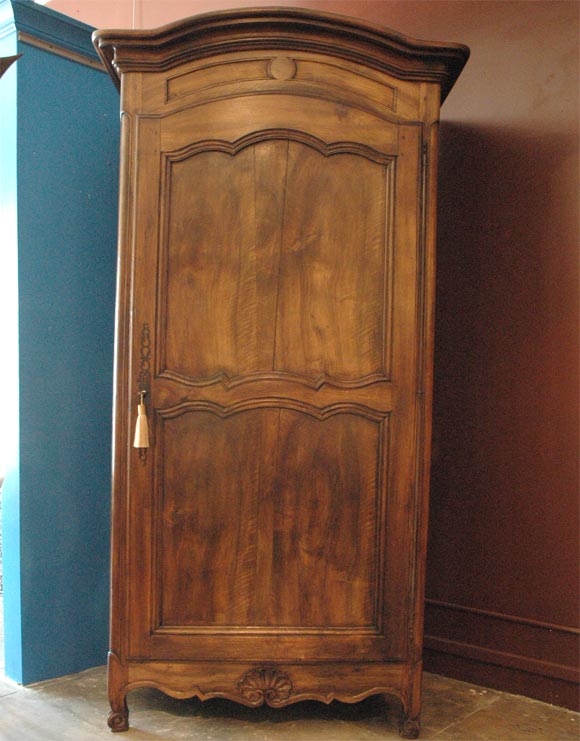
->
<box><xmin>420</xmin><ymin>2</ymin><xmax>580</xmax><ymax>710</ymax></box>
<box><xmin>350</xmin><ymin>2</ymin><xmax>579</xmax><ymax>709</ymax></box>
<box><xmin>50</xmin><ymin>0</ymin><xmax>580</xmax><ymax>710</ymax></box>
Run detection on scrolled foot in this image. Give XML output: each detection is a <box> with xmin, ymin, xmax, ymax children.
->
<box><xmin>399</xmin><ymin>715</ymin><xmax>420</xmax><ymax>739</ymax></box>
<box><xmin>108</xmin><ymin>708</ymin><xmax>129</xmax><ymax>732</ymax></box>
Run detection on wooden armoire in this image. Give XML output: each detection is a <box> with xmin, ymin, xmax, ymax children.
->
<box><xmin>94</xmin><ymin>9</ymin><xmax>468</xmax><ymax>738</ymax></box>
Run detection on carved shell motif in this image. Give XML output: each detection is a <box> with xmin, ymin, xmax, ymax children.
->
<box><xmin>238</xmin><ymin>667</ymin><xmax>293</xmax><ymax>706</ymax></box>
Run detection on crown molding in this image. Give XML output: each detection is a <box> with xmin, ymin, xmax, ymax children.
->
<box><xmin>1</xmin><ymin>0</ymin><xmax>102</xmax><ymax>66</ymax></box>
<box><xmin>93</xmin><ymin>6</ymin><xmax>469</xmax><ymax>102</ymax></box>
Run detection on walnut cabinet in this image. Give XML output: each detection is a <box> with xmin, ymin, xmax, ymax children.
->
<box><xmin>93</xmin><ymin>10</ymin><xmax>468</xmax><ymax>738</ymax></box>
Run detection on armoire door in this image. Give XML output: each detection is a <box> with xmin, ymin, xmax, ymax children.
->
<box><xmin>123</xmin><ymin>60</ymin><xmax>422</xmax><ymax>666</ymax></box>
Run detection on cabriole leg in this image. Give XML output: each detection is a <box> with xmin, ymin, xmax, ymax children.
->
<box><xmin>399</xmin><ymin>659</ymin><xmax>422</xmax><ymax>738</ymax></box>
<box><xmin>399</xmin><ymin>711</ymin><xmax>420</xmax><ymax>739</ymax></box>
<box><xmin>107</xmin><ymin>696</ymin><xmax>129</xmax><ymax>732</ymax></box>
<box><xmin>107</xmin><ymin>652</ymin><xmax>129</xmax><ymax>732</ymax></box>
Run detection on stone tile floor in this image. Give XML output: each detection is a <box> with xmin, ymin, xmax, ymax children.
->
<box><xmin>0</xmin><ymin>596</ymin><xmax>577</xmax><ymax>741</ymax></box>
<box><xmin>0</xmin><ymin>664</ymin><xmax>577</xmax><ymax>741</ymax></box>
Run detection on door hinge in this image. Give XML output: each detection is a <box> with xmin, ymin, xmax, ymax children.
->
<box><xmin>422</xmin><ymin>141</ymin><xmax>429</xmax><ymax>169</ymax></box>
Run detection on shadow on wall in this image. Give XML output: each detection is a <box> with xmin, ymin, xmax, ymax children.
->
<box><xmin>427</xmin><ymin>120</ymin><xmax>579</xmax><ymax>705</ymax></box>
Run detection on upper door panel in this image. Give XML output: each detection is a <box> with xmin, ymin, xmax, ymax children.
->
<box><xmin>158</xmin><ymin>133</ymin><xmax>394</xmax><ymax>388</ymax></box>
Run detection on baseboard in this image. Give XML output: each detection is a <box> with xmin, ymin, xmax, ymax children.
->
<box><xmin>424</xmin><ymin>599</ymin><xmax>580</xmax><ymax>711</ymax></box>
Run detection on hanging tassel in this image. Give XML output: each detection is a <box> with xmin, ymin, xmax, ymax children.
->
<box><xmin>133</xmin><ymin>390</ymin><xmax>149</xmax><ymax>449</ymax></box>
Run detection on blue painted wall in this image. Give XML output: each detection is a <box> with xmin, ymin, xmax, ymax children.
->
<box><xmin>1</xmin><ymin>0</ymin><xmax>119</xmax><ymax>683</ymax></box>
<box><xmin>0</xmin><ymin>23</ymin><xmax>23</xmax><ymax>682</ymax></box>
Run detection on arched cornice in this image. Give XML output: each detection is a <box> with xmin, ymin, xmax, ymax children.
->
<box><xmin>92</xmin><ymin>6</ymin><xmax>469</xmax><ymax>102</ymax></box>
